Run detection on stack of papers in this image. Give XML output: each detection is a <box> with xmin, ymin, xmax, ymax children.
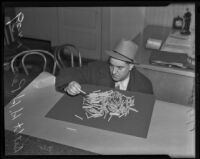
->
<box><xmin>161</xmin><ymin>31</ymin><xmax>195</xmax><ymax>55</ymax></box>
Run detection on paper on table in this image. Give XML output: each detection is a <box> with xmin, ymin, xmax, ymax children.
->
<box><xmin>161</xmin><ymin>31</ymin><xmax>194</xmax><ymax>54</ymax></box>
<box><xmin>33</xmin><ymin>75</ymin><xmax>55</xmax><ymax>89</ymax></box>
<box><xmin>160</xmin><ymin>43</ymin><xmax>192</xmax><ymax>54</ymax></box>
<box><xmin>164</xmin><ymin>37</ymin><xmax>192</xmax><ymax>48</ymax></box>
<box><xmin>169</xmin><ymin>31</ymin><xmax>194</xmax><ymax>41</ymax></box>
<box><xmin>186</xmin><ymin>108</ymin><xmax>195</xmax><ymax>132</ymax></box>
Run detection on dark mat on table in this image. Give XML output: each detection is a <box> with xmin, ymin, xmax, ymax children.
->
<box><xmin>46</xmin><ymin>84</ymin><xmax>155</xmax><ymax>138</ymax></box>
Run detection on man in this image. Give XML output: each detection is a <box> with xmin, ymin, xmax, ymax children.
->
<box><xmin>55</xmin><ymin>39</ymin><xmax>153</xmax><ymax>95</ymax></box>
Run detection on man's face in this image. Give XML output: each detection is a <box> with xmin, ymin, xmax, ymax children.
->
<box><xmin>109</xmin><ymin>57</ymin><xmax>134</xmax><ymax>82</ymax></box>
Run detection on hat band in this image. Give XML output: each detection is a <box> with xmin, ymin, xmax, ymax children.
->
<box><xmin>112</xmin><ymin>50</ymin><xmax>133</xmax><ymax>62</ymax></box>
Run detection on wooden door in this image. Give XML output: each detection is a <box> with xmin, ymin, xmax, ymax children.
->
<box><xmin>58</xmin><ymin>7</ymin><xmax>102</xmax><ymax>60</ymax></box>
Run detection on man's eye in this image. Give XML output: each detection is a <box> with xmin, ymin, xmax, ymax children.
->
<box><xmin>109</xmin><ymin>64</ymin><xmax>123</xmax><ymax>70</ymax></box>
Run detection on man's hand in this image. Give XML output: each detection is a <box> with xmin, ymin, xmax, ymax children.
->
<box><xmin>64</xmin><ymin>81</ymin><xmax>82</xmax><ymax>96</ymax></box>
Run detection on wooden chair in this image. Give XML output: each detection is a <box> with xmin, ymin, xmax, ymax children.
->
<box><xmin>54</xmin><ymin>44</ymin><xmax>82</xmax><ymax>69</ymax></box>
<box><xmin>10</xmin><ymin>49</ymin><xmax>57</xmax><ymax>76</ymax></box>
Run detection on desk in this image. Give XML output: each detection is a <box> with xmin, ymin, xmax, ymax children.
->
<box><xmin>133</xmin><ymin>25</ymin><xmax>195</xmax><ymax>105</ymax></box>
<box><xmin>4</xmin><ymin>72</ymin><xmax>195</xmax><ymax>156</ymax></box>
<box><xmin>4</xmin><ymin>68</ymin><xmax>41</xmax><ymax>105</ymax></box>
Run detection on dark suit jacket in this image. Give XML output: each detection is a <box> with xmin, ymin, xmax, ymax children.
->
<box><xmin>55</xmin><ymin>61</ymin><xmax>153</xmax><ymax>94</ymax></box>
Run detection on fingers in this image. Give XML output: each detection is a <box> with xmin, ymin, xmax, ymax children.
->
<box><xmin>65</xmin><ymin>81</ymin><xmax>81</xmax><ymax>96</ymax></box>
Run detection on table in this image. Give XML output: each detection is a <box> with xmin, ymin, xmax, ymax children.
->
<box><xmin>133</xmin><ymin>25</ymin><xmax>195</xmax><ymax>105</ymax></box>
<box><xmin>4</xmin><ymin>72</ymin><xmax>195</xmax><ymax>157</ymax></box>
<box><xmin>4</xmin><ymin>67</ymin><xmax>41</xmax><ymax>105</ymax></box>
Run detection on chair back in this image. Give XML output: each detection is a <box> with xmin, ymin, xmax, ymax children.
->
<box><xmin>22</xmin><ymin>52</ymin><xmax>46</xmax><ymax>76</ymax></box>
<box><xmin>54</xmin><ymin>44</ymin><xmax>82</xmax><ymax>68</ymax></box>
<box><xmin>10</xmin><ymin>49</ymin><xmax>57</xmax><ymax>75</ymax></box>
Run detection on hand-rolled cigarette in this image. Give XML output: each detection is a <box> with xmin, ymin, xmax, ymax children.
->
<box><xmin>78</xmin><ymin>88</ymin><xmax>86</xmax><ymax>94</ymax></box>
<box><xmin>74</xmin><ymin>114</ymin><xmax>83</xmax><ymax>120</ymax></box>
<box><xmin>66</xmin><ymin>127</ymin><xmax>77</xmax><ymax>131</ymax></box>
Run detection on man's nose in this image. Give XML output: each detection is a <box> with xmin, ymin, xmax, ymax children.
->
<box><xmin>112</xmin><ymin>67</ymin><xmax>118</xmax><ymax>74</ymax></box>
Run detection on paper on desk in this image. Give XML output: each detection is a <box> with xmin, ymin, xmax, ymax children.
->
<box><xmin>186</xmin><ymin>108</ymin><xmax>195</xmax><ymax>132</ymax></box>
<box><xmin>33</xmin><ymin>75</ymin><xmax>55</xmax><ymax>89</ymax></box>
<box><xmin>160</xmin><ymin>44</ymin><xmax>194</xmax><ymax>55</ymax></box>
<box><xmin>169</xmin><ymin>31</ymin><xmax>194</xmax><ymax>41</ymax></box>
<box><xmin>161</xmin><ymin>31</ymin><xmax>195</xmax><ymax>55</ymax></box>
<box><xmin>164</xmin><ymin>37</ymin><xmax>192</xmax><ymax>47</ymax></box>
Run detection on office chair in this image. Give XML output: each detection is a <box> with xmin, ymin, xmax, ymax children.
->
<box><xmin>10</xmin><ymin>50</ymin><xmax>57</xmax><ymax>76</ymax></box>
<box><xmin>54</xmin><ymin>44</ymin><xmax>82</xmax><ymax>69</ymax></box>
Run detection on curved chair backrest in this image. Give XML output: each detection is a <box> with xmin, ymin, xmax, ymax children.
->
<box><xmin>11</xmin><ymin>49</ymin><xmax>57</xmax><ymax>75</ymax></box>
<box><xmin>22</xmin><ymin>52</ymin><xmax>46</xmax><ymax>76</ymax></box>
<box><xmin>54</xmin><ymin>44</ymin><xmax>82</xmax><ymax>68</ymax></box>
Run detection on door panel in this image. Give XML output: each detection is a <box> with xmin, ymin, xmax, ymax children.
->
<box><xmin>58</xmin><ymin>7</ymin><xmax>102</xmax><ymax>60</ymax></box>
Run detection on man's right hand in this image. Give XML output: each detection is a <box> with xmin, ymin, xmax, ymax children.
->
<box><xmin>64</xmin><ymin>81</ymin><xmax>82</xmax><ymax>96</ymax></box>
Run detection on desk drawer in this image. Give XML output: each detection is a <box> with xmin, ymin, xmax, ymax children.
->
<box><xmin>137</xmin><ymin>67</ymin><xmax>194</xmax><ymax>106</ymax></box>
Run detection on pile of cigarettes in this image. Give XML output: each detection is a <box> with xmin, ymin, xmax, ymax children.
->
<box><xmin>82</xmin><ymin>90</ymin><xmax>138</xmax><ymax>122</ymax></box>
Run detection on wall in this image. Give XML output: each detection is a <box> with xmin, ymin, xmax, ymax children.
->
<box><xmin>16</xmin><ymin>7</ymin><xmax>146</xmax><ymax>60</ymax></box>
<box><xmin>5</xmin><ymin>7</ymin><xmax>16</xmax><ymax>18</ymax></box>
<box><xmin>57</xmin><ymin>7</ymin><xmax>102</xmax><ymax>60</ymax></box>
<box><xmin>15</xmin><ymin>7</ymin><xmax>59</xmax><ymax>46</ymax></box>
<box><xmin>144</xmin><ymin>3</ymin><xmax>195</xmax><ymax>30</ymax></box>
<box><xmin>15</xmin><ymin>6</ymin><xmax>195</xmax><ymax>60</ymax></box>
<box><xmin>110</xmin><ymin>7</ymin><xmax>146</xmax><ymax>48</ymax></box>
<box><xmin>101</xmin><ymin>7</ymin><xmax>146</xmax><ymax>60</ymax></box>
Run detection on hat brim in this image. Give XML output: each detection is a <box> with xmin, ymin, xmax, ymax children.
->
<box><xmin>106</xmin><ymin>50</ymin><xmax>133</xmax><ymax>63</ymax></box>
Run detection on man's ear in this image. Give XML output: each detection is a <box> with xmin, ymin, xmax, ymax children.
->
<box><xmin>129</xmin><ymin>63</ymin><xmax>134</xmax><ymax>71</ymax></box>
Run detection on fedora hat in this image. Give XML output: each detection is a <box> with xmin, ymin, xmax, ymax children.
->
<box><xmin>106</xmin><ymin>39</ymin><xmax>138</xmax><ymax>63</ymax></box>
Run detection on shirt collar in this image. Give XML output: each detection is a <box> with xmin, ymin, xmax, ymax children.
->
<box><xmin>115</xmin><ymin>73</ymin><xmax>130</xmax><ymax>90</ymax></box>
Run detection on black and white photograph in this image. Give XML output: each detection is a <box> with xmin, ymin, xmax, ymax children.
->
<box><xmin>3</xmin><ymin>2</ymin><xmax>196</xmax><ymax>157</ymax></box>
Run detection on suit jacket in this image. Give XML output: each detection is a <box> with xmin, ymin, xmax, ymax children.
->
<box><xmin>55</xmin><ymin>61</ymin><xmax>153</xmax><ymax>94</ymax></box>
